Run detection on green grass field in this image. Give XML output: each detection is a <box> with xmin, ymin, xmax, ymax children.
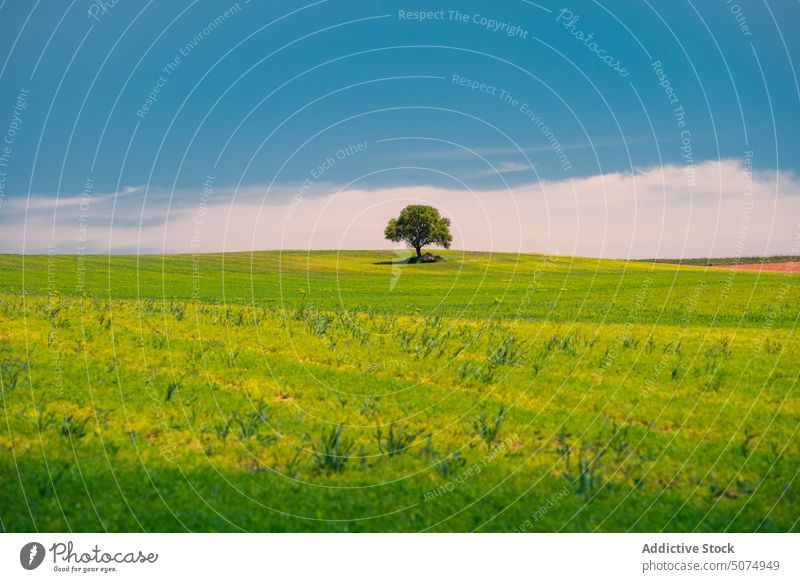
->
<box><xmin>1</xmin><ymin>250</ymin><xmax>798</xmax><ymax>532</ymax></box>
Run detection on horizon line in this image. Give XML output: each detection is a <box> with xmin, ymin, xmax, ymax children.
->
<box><xmin>1</xmin><ymin>249</ymin><xmax>797</xmax><ymax>263</ymax></box>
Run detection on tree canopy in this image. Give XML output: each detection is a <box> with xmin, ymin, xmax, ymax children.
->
<box><xmin>384</xmin><ymin>205</ymin><xmax>453</xmax><ymax>257</ymax></box>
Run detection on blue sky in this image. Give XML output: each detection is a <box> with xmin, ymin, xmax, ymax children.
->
<box><xmin>0</xmin><ymin>1</ymin><xmax>798</xmax><ymax>257</ymax></box>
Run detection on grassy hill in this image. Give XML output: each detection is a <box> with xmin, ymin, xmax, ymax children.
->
<box><xmin>0</xmin><ymin>250</ymin><xmax>798</xmax><ymax>531</ymax></box>
<box><xmin>1</xmin><ymin>250</ymin><xmax>798</xmax><ymax>327</ymax></box>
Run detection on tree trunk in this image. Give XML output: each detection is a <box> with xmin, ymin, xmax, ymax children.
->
<box><xmin>415</xmin><ymin>246</ymin><xmax>422</xmax><ymax>257</ymax></box>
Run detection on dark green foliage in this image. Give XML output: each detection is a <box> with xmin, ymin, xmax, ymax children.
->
<box><xmin>472</xmin><ymin>405</ymin><xmax>508</xmax><ymax>451</ymax></box>
<box><xmin>309</xmin><ymin>424</ymin><xmax>354</xmax><ymax>473</ymax></box>
<box><xmin>376</xmin><ymin>422</ymin><xmax>423</xmax><ymax>457</ymax></box>
<box><xmin>384</xmin><ymin>205</ymin><xmax>453</xmax><ymax>258</ymax></box>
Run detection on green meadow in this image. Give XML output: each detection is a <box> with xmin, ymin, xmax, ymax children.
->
<box><xmin>0</xmin><ymin>250</ymin><xmax>798</xmax><ymax>532</ymax></box>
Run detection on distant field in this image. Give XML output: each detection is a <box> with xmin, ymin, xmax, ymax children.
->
<box><xmin>709</xmin><ymin>262</ymin><xmax>800</xmax><ymax>274</ymax></box>
<box><xmin>643</xmin><ymin>256</ymin><xmax>800</xmax><ymax>267</ymax></box>
<box><xmin>1</xmin><ymin>251</ymin><xmax>798</xmax><ymax>532</ymax></box>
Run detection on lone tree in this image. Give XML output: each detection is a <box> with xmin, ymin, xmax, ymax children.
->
<box><xmin>384</xmin><ymin>205</ymin><xmax>452</xmax><ymax>258</ymax></box>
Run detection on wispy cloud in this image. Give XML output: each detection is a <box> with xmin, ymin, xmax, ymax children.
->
<box><xmin>460</xmin><ymin>161</ymin><xmax>534</xmax><ymax>180</ymax></box>
<box><xmin>12</xmin><ymin>186</ymin><xmax>143</xmax><ymax>211</ymax></box>
<box><xmin>411</xmin><ymin>137</ymin><xmax>660</xmax><ymax>160</ymax></box>
<box><xmin>2</xmin><ymin>159</ymin><xmax>798</xmax><ymax>259</ymax></box>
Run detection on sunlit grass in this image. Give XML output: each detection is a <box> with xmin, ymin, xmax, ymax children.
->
<box><xmin>0</xmin><ymin>251</ymin><xmax>797</xmax><ymax>531</ymax></box>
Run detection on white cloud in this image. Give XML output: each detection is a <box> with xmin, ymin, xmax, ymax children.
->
<box><xmin>2</xmin><ymin>159</ymin><xmax>799</xmax><ymax>259</ymax></box>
